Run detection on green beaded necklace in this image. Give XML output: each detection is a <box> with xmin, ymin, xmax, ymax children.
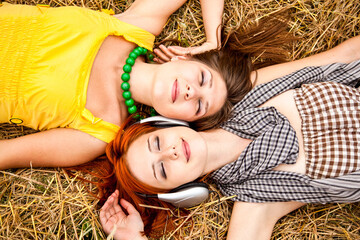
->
<box><xmin>120</xmin><ymin>46</ymin><xmax>155</xmax><ymax>116</ymax></box>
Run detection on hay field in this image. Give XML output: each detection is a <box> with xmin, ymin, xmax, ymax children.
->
<box><xmin>1</xmin><ymin>0</ymin><xmax>360</xmax><ymax>239</ymax></box>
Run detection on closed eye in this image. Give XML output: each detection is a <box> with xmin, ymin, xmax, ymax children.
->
<box><xmin>155</xmin><ymin>136</ymin><xmax>160</xmax><ymax>150</ymax></box>
<box><xmin>200</xmin><ymin>72</ymin><xmax>205</xmax><ymax>86</ymax></box>
<box><xmin>161</xmin><ymin>162</ymin><xmax>167</xmax><ymax>179</ymax></box>
<box><xmin>196</xmin><ymin>99</ymin><xmax>202</xmax><ymax>115</ymax></box>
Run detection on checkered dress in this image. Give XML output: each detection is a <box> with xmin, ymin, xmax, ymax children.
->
<box><xmin>211</xmin><ymin>60</ymin><xmax>360</xmax><ymax>203</ymax></box>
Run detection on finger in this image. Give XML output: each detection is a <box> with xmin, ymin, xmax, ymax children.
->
<box><xmin>100</xmin><ymin>191</ymin><xmax>119</xmax><ymax>223</ymax></box>
<box><xmin>105</xmin><ymin>211</ymin><xmax>112</xmax><ymax>222</ymax></box>
<box><xmin>112</xmin><ymin>198</ymin><xmax>124</xmax><ymax>215</ymax></box>
<box><xmin>109</xmin><ymin>192</ymin><xmax>127</xmax><ymax>218</ymax></box>
<box><xmin>153</xmin><ymin>48</ymin><xmax>171</xmax><ymax>62</ymax></box>
<box><xmin>111</xmin><ymin>191</ymin><xmax>119</xmax><ymax>205</ymax></box>
<box><xmin>120</xmin><ymin>198</ymin><xmax>141</xmax><ymax>216</ymax></box>
<box><xmin>106</xmin><ymin>196</ymin><xmax>120</xmax><ymax>216</ymax></box>
<box><xmin>154</xmin><ymin>44</ymin><xmax>177</xmax><ymax>62</ymax></box>
<box><xmin>159</xmin><ymin>45</ymin><xmax>176</xmax><ymax>58</ymax></box>
<box><xmin>171</xmin><ymin>56</ymin><xmax>187</xmax><ymax>61</ymax></box>
<box><xmin>109</xmin><ymin>204</ymin><xmax>117</xmax><ymax>217</ymax></box>
<box><xmin>101</xmin><ymin>194</ymin><xmax>114</xmax><ymax>211</ymax></box>
<box><xmin>102</xmin><ymin>195</ymin><xmax>116</xmax><ymax>217</ymax></box>
<box><xmin>99</xmin><ymin>207</ymin><xmax>107</xmax><ymax>224</ymax></box>
<box><xmin>153</xmin><ymin>57</ymin><xmax>165</xmax><ymax>64</ymax></box>
<box><xmin>100</xmin><ymin>198</ymin><xmax>112</xmax><ymax>220</ymax></box>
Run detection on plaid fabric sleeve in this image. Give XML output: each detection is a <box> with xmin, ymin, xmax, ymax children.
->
<box><xmin>220</xmin><ymin>170</ymin><xmax>360</xmax><ymax>204</ymax></box>
<box><xmin>218</xmin><ymin>171</ymin><xmax>334</xmax><ymax>204</ymax></box>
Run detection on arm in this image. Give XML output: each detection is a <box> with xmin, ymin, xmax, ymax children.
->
<box><xmin>254</xmin><ymin>35</ymin><xmax>360</xmax><ymax>86</ymax></box>
<box><xmin>153</xmin><ymin>0</ymin><xmax>224</xmax><ymax>62</ymax></box>
<box><xmin>227</xmin><ymin>201</ymin><xmax>305</xmax><ymax>240</ymax></box>
<box><xmin>0</xmin><ymin>128</ymin><xmax>106</xmax><ymax>170</ymax></box>
<box><xmin>199</xmin><ymin>0</ymin><xmax>223</xmax><ymax>51</ymax></box>
<box><xmin>100</xmin><ymin>190</ymin><xmax>147</xmax><ymax>240</ymax></box>
<box><xmin>116</xmin><ymin>0</ymin><xmax>187</xmax><ymax>36</ymax></box>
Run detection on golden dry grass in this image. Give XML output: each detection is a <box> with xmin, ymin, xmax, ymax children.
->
<box><xmin>1</xmin><ymin>0</ymin><xmax>360</xmax><ymax>239</ymax></box>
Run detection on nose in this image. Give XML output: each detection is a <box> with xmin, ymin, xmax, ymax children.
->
<box><xmin>162</xmin><ymin>145</ymin><xmax>179</xmax><ymax>160</ymax></box>
<box><xmin>184</xmin><ymin>84</ymin><xmax>198</xmax><ymax>100</ymax></box>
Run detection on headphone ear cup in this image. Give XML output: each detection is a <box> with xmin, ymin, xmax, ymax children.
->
<box><xmin>169</xmin><ymin>182</ymin><xmax>208</xmax><ymax>193</ymax></box>
<box><xmin>157</xmin><ymin>182</ymin><xmax>209</xmax><ymax>208</ymax></box>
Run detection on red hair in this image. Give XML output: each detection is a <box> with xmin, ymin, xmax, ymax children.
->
<box><xmin>70</xmin><ymin>116</ymin><xmax>188</xmax><ymax>237</ymax></box>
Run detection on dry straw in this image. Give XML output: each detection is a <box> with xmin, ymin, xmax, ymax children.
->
<box><xmin>1</xmin><ymin>0</ymin><xmax>360</xmax><ymax>239</ymax></box>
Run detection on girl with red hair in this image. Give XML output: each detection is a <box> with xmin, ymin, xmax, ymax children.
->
<box><xmin>97</xmin><ymin>57</ymin><xmax>360</xmax><ymax>239</ymax></box>
<box><xmin>73</xmin><ymin>116</ymin><xmax>191</xmax><ymax>238</ymax></box>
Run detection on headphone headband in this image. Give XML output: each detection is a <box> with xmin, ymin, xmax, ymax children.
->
<box><xmin>139</xmin><ymin>116</ymin><xmax>189</xmax><ymax>128</ymax></box>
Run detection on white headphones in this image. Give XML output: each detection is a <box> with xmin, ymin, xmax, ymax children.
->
<box><xmin>136</xmin><ymin>116</ymin><xmax>209</xmax><ymax>208</ymax></box>
<box><xmin>139</xmin><ymin>115</ymin><xmax>189</xmax><ymax>127</ymax></box>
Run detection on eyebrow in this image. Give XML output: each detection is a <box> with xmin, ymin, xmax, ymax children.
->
<box><xmin>147</xmin><ymin>138</ymin><xmax>151</xmax><ymax>152</ymax></box>
<box><xmin>152</xmin><ymin>163</ymin><xmax>157</xmax><ymax>179</ymax></box>
<box><xmin>205</xmin><ymin>102</ymin><xmax>209</xmax><ymax>115</ymax></box>
<box><xmin>205</xmin><ymin>73</ymin><xmax>213</xmax><ymax>115</ymax></box>
<box><xmin>148</xmin><ymin>138</ymin><xmax>158</xmax><ymax>179</ymax></box>
<box><xmin>205</xmin><ymin>72</ymin><xmax>213</xmax><ymax>115</ymax></box>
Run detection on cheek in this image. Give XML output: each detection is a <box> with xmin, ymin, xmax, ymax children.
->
<box><xmin>158</xmin><ymin>103</ymin><xmax>195</xmax><ymax>121</ymax></box>
<box><xmin>152</xmin><ymin>97</ymin><xmax>173</xmax><ymax>117</ymax></box>
<box><xmin>152</xmin><ymin>82</ymin><xmax>167</xmax><ymax>102</ymax></box>
<box><xmin>171</xmin><ymin>162</ymin><xmax>197</xmax><ymax>178</ymax></box>
<box><xmin>177</xmin><ymin>102</ymin><xmax>197</xmax><ymax>119</ymax></box>
<box><xmin>174</xmin><ymin>103</ymin><xmax>193</xmax><ymax>114</ymax></box>
<box><xmin>173</xmin><ymin>169</ymin><xmax>201</xmax><ymax>186</ymax></box>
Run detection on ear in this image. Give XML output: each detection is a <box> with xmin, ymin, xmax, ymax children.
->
<box><xmin>170</xmin><ymin>56</ymin><xmax>188</xmax><ymax>61</ymax></box>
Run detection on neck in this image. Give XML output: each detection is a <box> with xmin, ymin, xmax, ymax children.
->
<box><xmin>199</xmin><ymin>129</ymin><xmax>252</xmax><ymax>175</ymax></box>
<box><xmin>123</xmin><ymin>59</ymin><xmax>158</xmax><ymax>107</ymax></box>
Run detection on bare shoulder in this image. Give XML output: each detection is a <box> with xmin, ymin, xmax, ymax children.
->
<box><xmin>115</xmin><ymin>0</ymin><xmax>187</xmax><ymax>36</ymax></box>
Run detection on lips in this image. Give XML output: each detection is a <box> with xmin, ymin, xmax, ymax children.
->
<box><xmin>172</xmin><ymin>79</ymin><xmax>179</xmax><ymax>103</ymax></box>
<box><xmin>182</xmin><ymin>138</ymin><xmax>191</xmax><ymax>162</ymax></box>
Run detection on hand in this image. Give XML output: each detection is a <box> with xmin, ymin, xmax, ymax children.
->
<box><xmin>100</xmin><ymin>190</ymin><xmax>147</xmax><ymax>240</ymax></box>
<box><xmin>153</xmin><ymin>41</ymin><xmax>219</xmax><ymax>63</ymax></box>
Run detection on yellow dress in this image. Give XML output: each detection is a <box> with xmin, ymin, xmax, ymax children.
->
<box><xmin>0</xmin><ymin>3</ymin><xmax>154</xmax><ymax>143</ymax></box>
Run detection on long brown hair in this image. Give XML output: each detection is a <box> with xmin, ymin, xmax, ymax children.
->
<box><xmin>190</xmin><ymin>12</ymin><xmax>297</xmax><ymax>130</ymax></box>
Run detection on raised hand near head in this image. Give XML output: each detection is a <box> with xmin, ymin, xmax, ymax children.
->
<box><xmin>100</xmin><ymin>190</ymin><xmax>147</xmax><ymax>240</ymax></box>
<box><xmin>153</xmin><ymin>41</ymin><xmax>219</xmax><ymax>63</ymax></box>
